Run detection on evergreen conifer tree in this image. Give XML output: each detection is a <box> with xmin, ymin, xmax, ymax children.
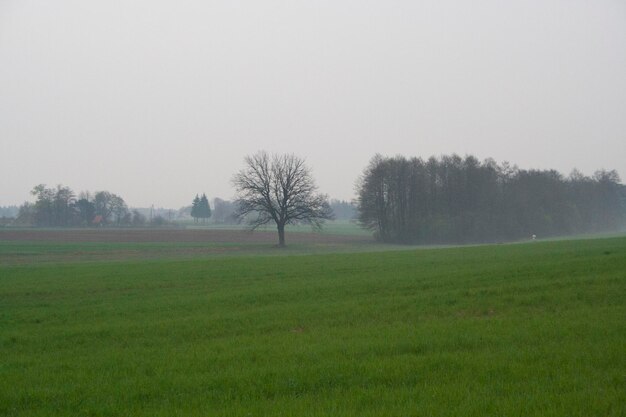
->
<box><xmin>191</xmin><ymin>194</ymin><xmax>200</xmax><ymax>223</ymax></box>
<box><xmin>199</xmin><ymin>194</ymin><xmax>211</xmax><ymax>223</ymax></box>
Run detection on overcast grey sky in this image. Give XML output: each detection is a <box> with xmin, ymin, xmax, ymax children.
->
<box><xmin>1</xmin><ymin>0</ymin><xmax>625</xmax><ymax>208</ymax></box>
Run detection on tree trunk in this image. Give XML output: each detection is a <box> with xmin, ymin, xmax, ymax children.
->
<box><xmin>277</xmin><ymin>223</ymin><xmax>286</xmax><ymax>247</ymax></box>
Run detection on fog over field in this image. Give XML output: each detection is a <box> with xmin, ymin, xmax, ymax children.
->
<box><xmin>1</xmin><ymin>0</ymin><xmax>625</xmax><ymax>207</ymax></box>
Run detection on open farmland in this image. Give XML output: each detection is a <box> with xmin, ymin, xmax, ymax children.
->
<box><xmin>0</xmin><ymin>227</ymin><xmax>378</xmax><ymax>264</ymax></box>
<box><xmin>0</xmin><ymin>232</ymin><xmax>625</xmax><ymax>416</ymax></box>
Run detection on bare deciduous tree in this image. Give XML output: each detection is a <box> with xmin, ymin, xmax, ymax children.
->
<box><xmin>232</xmin><ymin>151</ymin><xmax>333</xmax><ymax>246</ymax></box>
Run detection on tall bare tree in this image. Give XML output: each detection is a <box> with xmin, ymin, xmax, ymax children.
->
<box><xmin>232</xmin><ymin>151</ymin><xmax>333</xmax><ymax>246</ymax></box>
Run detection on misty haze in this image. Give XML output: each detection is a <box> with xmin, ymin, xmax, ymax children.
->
<box><xmin>1</xmin><ymin>1</ymin><xmax>624</xmax><ymax>416</ymax></box>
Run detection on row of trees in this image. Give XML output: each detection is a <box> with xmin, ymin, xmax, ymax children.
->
<box><xmin>15</xmin><ymin>185</ymin><xmax>149</xmax><ymax>227</ymax></box>
<box><xmin>13</xmin><ymin>186</ymin><xmax>218</xmax><ymax>227</ymax></box>
<box><xmin>356</xmin><ymin>154</ymin><xmax>625</xmax><ymax>244</ymax></box>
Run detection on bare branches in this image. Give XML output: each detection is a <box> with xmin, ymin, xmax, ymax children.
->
<box><xmin>232</xmin><ymin>151</ymin><xmax>333</xmax><ymax>246</ymax></box>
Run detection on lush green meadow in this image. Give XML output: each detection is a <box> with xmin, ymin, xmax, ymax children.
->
<box><xmin>1</xmin><ymin>236</ymin><xmax>625</xmax><ymax>416</ymax></box>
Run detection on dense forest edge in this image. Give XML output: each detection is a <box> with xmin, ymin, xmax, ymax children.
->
<box><xmin>356</xmin><ymin>154</ymin><xmax>625</xmax><ymax>244</ymax></box>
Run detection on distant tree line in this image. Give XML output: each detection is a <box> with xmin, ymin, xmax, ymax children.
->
<box><xmin>329</xmin><ymin>199</ymin><xmax>357</xmax><ymax>220</ymax></box>
<box><xmin>0</xmin><ymin>205</ymin><xmax>19</xmax><ymax>218</ymax></box>
<box><xmin>10</xmin><ymin>185</ymin><xmax>244</xmax><ymax>228</ymax></box>
<box><xmin>186</xmin><ymin>197</ymin><xmax>353</xmax><ymax>226</ymax></box>
<box><xmin>15</xmin><ymin>185</ymin><xmax>151</xmax><ymax>227</ymax></box>
<box><xmin>357</xmin><ymin>154</ymin><xmax>625</xmax><ymax>244</ymax></box>
<box><xmin>0</xmin><ymin>205</ymin><xmax>19</xmax><ymax>227</ymax></box>
<box><xmin>212</xmin><ymin>198</ymin><xmax>238</xmax><ymax>224</ymax></box>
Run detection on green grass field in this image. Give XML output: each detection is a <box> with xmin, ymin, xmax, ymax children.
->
<box><xmin>1</xmin><ymin>235</ymin><xmax>625</xmax><ymax>416</ymax></box>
